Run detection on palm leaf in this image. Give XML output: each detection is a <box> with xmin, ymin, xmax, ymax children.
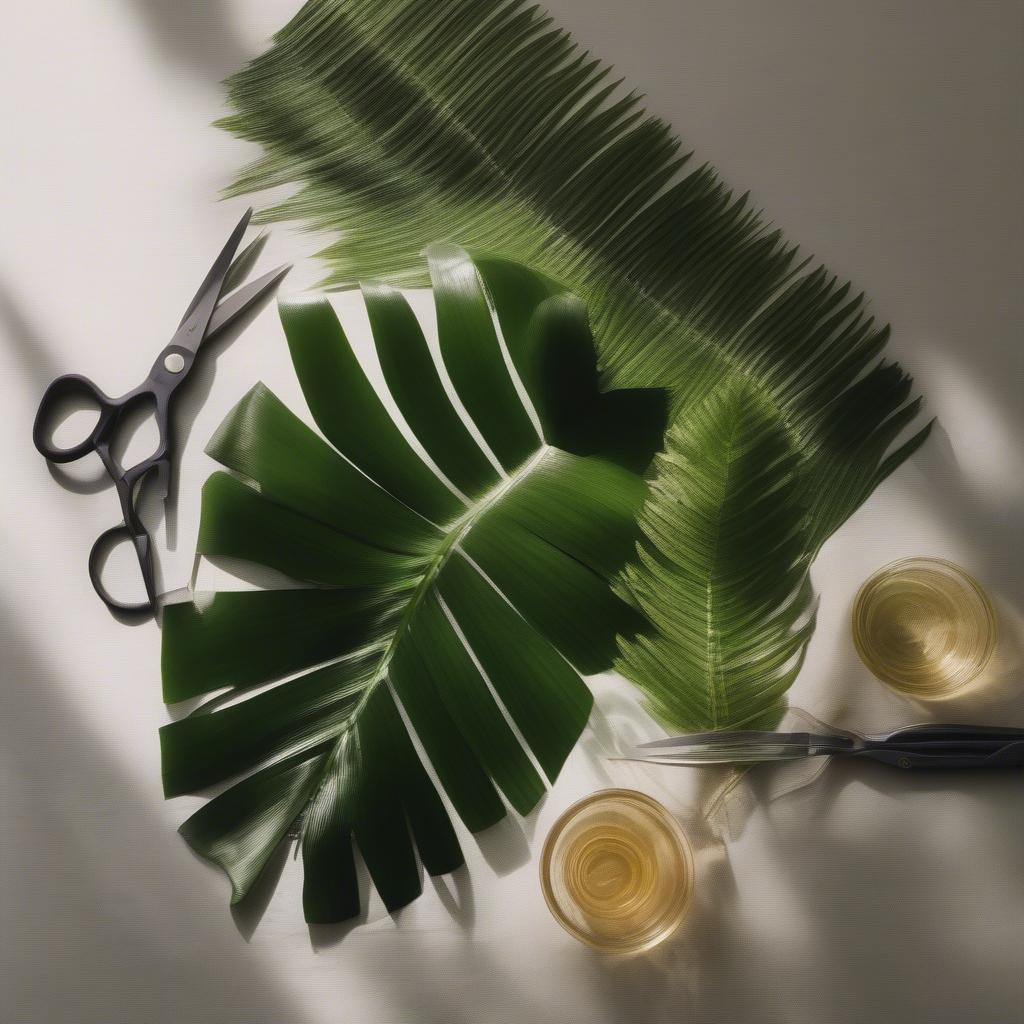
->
<box><xmin>216</xmin><ymin>0</ymin><xmax>930</xmax><ymax>732</ymax></box>
<box><xmin>615</xmin><ymin>383</ymin><xmax>817</xmax><ymax>731</ymax></box>
<box><xmin>161</xmin><ymin>248</ymin><xmax>666</xmax><ymax>921</ymax></box>
<box><xmin>218</xmin><ymin>0</ymin><xmax>930</xmax><ymax>557</ymax></box>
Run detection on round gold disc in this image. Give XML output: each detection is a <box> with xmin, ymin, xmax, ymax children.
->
<box><xmin>852</xmin><ymin>557</ymin><xmax>996</xmax><ymax>698</ymax></box>
<box><xmin>540</xmin><ymin>789</ymin><xmax>694</xmax><ymax>954</ymax></box>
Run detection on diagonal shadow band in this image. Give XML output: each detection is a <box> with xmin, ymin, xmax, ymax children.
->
<box><xmin>0</xmin><ymin>595</ymin><xmax>317</xmax><ymax>1024</ymax></box>
<box><xmin>121</xmin><ymin>0</ymin><xmax>250</xmax><ymax>84</ymax></box>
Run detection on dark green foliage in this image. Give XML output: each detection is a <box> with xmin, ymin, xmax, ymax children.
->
<box><xmin>161</xmin><ymin>250</ymin><xmax>665</xmax><ymax>922</ymax></box>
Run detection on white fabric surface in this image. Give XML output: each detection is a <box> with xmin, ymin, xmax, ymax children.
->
<box><xmin>2</xmin><ymin>2</ymin><xmax>1022</xmax><ymax>1022</ymax></box>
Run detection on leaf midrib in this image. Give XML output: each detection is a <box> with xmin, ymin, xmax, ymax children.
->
<box><xmin>303</xmin><ymin>445</ymin><xmax>552</xmax><ymax>815</ymax></box>
<box><xmin>704</xmin><ymin>414</ymin><xmax>738</xmax><ymax>730</ymax></box>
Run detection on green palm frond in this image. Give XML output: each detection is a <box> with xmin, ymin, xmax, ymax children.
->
<box><xmin>161</xmin><ymin>249</ymin><xmax>666</xmax><ymax>922</ymax></box>
<box><xmin>219</xmin><ymin>0</ymin><xmax>930</xmax><ymax>556</ymax></box>
<box><xmin>616</xmin><ymin>383</ymin><xmax>817</xmax><ymax>731</ymax></box>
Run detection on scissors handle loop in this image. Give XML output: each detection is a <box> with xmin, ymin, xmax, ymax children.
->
<box><xmin>88</xmin><ymin>523</ymin><xmax>157</xmax><ymax>616</ymax></box>
<box><xmin>33</xmin><ymin>373</ymin><xmax>117</xmax><ymax>463</ymax></box>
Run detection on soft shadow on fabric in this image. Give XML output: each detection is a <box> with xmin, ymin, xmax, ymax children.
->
<box><xmin>0</xmin><ymin>598</ymin><xmax>316</xmax><ymax>1024</ymax></box>
<box><xmin>123</xmin><ymin>0</ymin><xmax>250</xmax><ymax>83</ymax></box>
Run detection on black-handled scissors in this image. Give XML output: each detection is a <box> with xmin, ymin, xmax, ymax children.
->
<box><xmin>629</xmin><ymin>722</ymin><xmax>1024</xmax><ymax>769</ymax></box>
<box><xmin>33</xmin><ymin>208</ymin><xmax>290</xmax><ymax>617</ymax></box>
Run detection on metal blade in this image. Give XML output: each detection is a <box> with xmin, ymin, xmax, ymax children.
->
<box><xmin>205</xmin><ymin>264</ymin><xmax>291</xmax><ymax>342</ymax></box>
<box><xmin>221</xmin><ymin>230</ymin><xmax>269</xmax><ymax>297</ymax></box>
<box><xmin>178</xmin><ymin>228</ymin><xmax>267</xmax><ymax>328</ymax></box>
<box><xmin>171</xmin><ymin>208</ymin><xmax>253</xmax><ymax>354</ymax></box>
<box><xmin>636</xmin><ymin>729</ymin><xmax>808</xmax><ymax>751</ymax></box>
<box><xmin>628</xmin><ymin>742</ymin><xmax>815</xmax><ymax>766</ymax></box>
<box><xmin>631</xmin><ymin>729</ymin><xmax>851</xmax><ymax>765</ymax></box>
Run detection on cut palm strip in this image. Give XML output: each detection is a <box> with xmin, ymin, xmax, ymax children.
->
<box><xmin>616</xmin><ymin>383</ymin><xmax>817</xmax><ymax>732</ymax></box>
<box><xmin>219</xmin><ymin>0</ymin><xmax>931</xmax><ymax>560</ymax></box>
<box><xmin>161</xmin><ymin>249</ymin><xmax>666</xmax><ymax>922</ymax></box>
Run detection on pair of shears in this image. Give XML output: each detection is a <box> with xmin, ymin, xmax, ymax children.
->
<box><xmin>630</xmin><ymin>721</ymin><xmax>1024</xmax><ymax>769</ymax></box>
<box><xmin>32</xmin><ymin>208</ymin><xmax>289</xmax><ymax>617</ymax></box>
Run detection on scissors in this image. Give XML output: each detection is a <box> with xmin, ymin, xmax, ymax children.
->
<box><xmin>33</xmin><ymin>208</ymin><xmax>290</xmax><ymax>616</ymax></box>
<box><xmin>629</xmin><ymin>721</ymin><xmax>1024</xmax><ymax>769</ymax></box>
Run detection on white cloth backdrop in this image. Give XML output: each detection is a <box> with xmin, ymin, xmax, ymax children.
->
<box><xmin>2</xmin><ymin>2</ymin><xmax>1022</xmax><ymax>1022</ymax></box>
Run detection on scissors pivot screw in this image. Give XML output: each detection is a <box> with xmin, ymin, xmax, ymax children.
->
<box><xmin>164</xmin><ymin>353</ymin><xmax>186</xmax><ymax>373</ymax></box>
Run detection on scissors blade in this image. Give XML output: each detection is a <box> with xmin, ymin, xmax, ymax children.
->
<box><xmin>220</xmin><ymin>230</ymin><xmax>269</xmax><ymax>299</ymax></box>
<box><xmin>205</xmin><ymin>264</ymin><xmax>292</xmax><ymax>342</ymax></box>
<box><xmin>178</xmin><ymin>229</ymin><xmax>266</xmax><ymax>327</ymax></box>
<box><xmin>635</xmin><ymin>729</ymin><xmax>806</xmax><ymax>750</ymax></box>
<box><xmin>171</xmin><ymin>207</ymin><xmax>253</xmax><ymax>355</ymax></box>
<box><xmin>623</xmin><ymin>745</ymin><xmax>814</xmax><ymax>766</ymax></box>
<box><xmin>631</xmin><ymin>730</ymin><xmax>850</xmax><ymax>765</ymax></box>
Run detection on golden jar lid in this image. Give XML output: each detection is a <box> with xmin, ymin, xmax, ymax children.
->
<box><xmin>852</xmin><ymin>557</ymin><xmax>996</xmax><ymax>698</ymax></box>
<box><xmin>540</xmin><ymin>789</ymin><xmax>694</xmax><ymax>954</ymax></box>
